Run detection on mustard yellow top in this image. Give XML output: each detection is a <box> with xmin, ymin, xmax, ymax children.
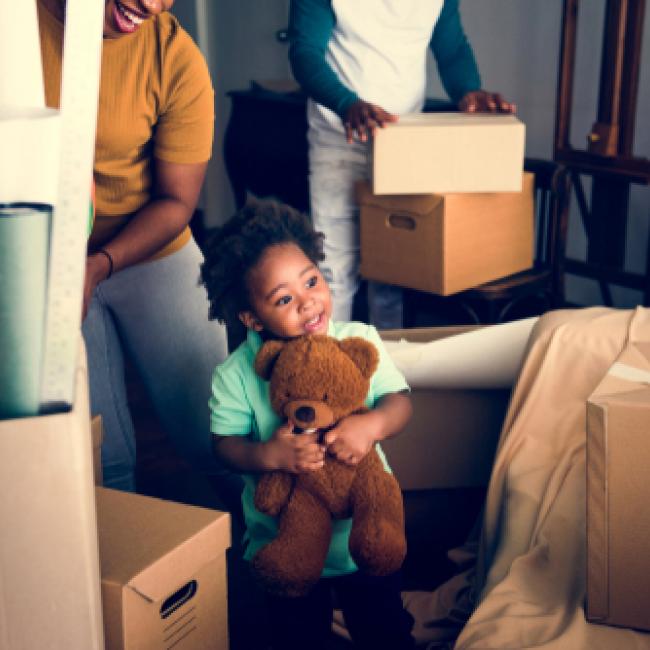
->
<box><xmin>37</xmin><ymin>1</ymin><xmax>215</xmax><ymax>259</ymax></box>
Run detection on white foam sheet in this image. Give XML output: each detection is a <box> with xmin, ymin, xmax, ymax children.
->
<box><xmin>384</xmin><ymin>317</ymin><xmax>539</xmax><ymax>389</ymax></box>
<box><xmin>0</xmin><ymin>108</ymin><xmax>61</xmax><ymax>205</ymax></box>
<box><xmin>0</xmin><ymin>0</ymin><xmax>45</xmax><ymax>109</ymax></box>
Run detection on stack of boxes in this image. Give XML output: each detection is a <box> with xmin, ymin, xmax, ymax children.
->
<box><xmin>359</xmin><ymin>112</ymin><xmax>532</xmax><ymax>295</ymax></box>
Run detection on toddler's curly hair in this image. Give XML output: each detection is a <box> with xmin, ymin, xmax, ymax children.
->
<box><xmin>200</xmin><ymin>197</ymin><xmax>325</xmax><ymax>326</ymax></box>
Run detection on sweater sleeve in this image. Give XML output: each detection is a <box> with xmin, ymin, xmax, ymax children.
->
<box><xmin>288</xmin><ymin>0</ymin><xmax>359</xmax><ymax>119</ymax></box>
<box><xmin>430</xmin><ymin>0</ymin><xmax>482</xmax><ymax>104</ymax></box>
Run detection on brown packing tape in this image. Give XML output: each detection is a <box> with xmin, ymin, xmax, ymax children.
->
<box><xmin>586</xmin><ymin>400</ymin><xmax>609</xmax><ymax>621</ymax></box>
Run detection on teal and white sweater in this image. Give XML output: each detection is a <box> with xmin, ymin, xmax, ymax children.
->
<box><xmin>289</xmin><ymin>0</ymin><xmax>482</xmax><ymax>131</ymax></box>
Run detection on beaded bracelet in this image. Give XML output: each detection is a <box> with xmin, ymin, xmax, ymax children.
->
<box><xmin>97</xmin><ymin>248</ymin><xmax>114</xmax><ymax>279</ymax></box>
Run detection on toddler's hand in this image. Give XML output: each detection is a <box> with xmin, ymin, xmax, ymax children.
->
<box><xmin>324</xmin><ymin>410</ymin><xmax>383</xmax><ymax>466</ymax></box>
<box><xmin>343</xmin><ymin>100</ymin><xmax>398</xmax><ymax>144</ymax></box>
<box><xmin>264</xmin><ymin>422</ymin><xmax>326</xmax><ymax>473</ymax></box>
<box><xmin>459</xmin><ymin>90</ymin><xmax>516</xmax><ymax>114</ymax></box>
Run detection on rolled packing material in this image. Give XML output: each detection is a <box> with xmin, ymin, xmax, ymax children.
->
<box><xmin>0</xmin><ymin>204</ymin><xmax>51</xmax><ymax>419</ymax></box>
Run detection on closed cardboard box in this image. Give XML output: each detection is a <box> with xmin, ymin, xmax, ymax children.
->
<box><xmin>359</xmin><ymin>173</ymin><xmax>534</xmax><ymax>296</ymax></box>
<box><xmin>96</xmin><ymin>487</ymin><xmax>231</xmax><ymax>650</ymax></box>
<box><xmin>381</xmin><ymin>326</ymin><xmax>511</xmax><ymax>489</ymax></box>
<box><xmin>372</xmin><ymin>112</ymin><xmax>525</xmax><ymax>195</ymax></box>
<box><xmin>586</xmin><ymin>349</ymin><xmax>650</xmax><ymax>631</ymax></box>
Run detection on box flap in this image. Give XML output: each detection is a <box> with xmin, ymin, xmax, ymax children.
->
<box><xmin>588</xmin><ymin>336</ymin><xmax>650</xmax><ymax>403</ymax></box>
<box><xmin>96</xmin><ymin>487</ymin><xmax>231</xmax><ymax>602</ymax></box>
<box><xmin>355</xmin><ymin>180</ymin><xmax>444</xmax><ymax>213</ymax></box>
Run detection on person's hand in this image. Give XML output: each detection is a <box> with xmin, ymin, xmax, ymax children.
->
<box><xmin>343</xmin><ymin>100</ymin><xmax>398</xmax><ymax>144</ymax></box>
<box><xmin>459</xmin><ymin>90</ymin><xmax>516</xmax><ymax>114</ymax></box>
<box><xmin>324</xmin><ymin>410</ymin><xmax>384</xmax><ymax>466</ymax></box>
<box><xmin>263</xmin><ymin>422</ymin><xmax>326</xmax><ymax>473</ymax></box>
<box><xmin>82</xmin><ymin>252</ymin><xmax>112</xmax><ymax>320</ymax></box>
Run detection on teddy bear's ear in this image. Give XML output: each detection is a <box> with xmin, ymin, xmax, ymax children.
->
<box><xmin>254</xmin><ymin>340</ymin><xmax>286</xmax><ymax>380</ymax></box>
<box><xmin>338</xmin><ymin>337</ymin><xmax>379</xmax><ymax>380</ymax></box>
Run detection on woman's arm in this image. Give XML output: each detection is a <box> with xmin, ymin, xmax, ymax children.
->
<box><xmin>83</xmin><ymin>158</ymin><xmax>206</xmax><ymax>316</ymax></box>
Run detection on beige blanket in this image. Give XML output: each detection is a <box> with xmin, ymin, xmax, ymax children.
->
<box><xmin>406</xmin><ymin>307</ymin><xmax>650</xmax><ymax>649</ymax></box>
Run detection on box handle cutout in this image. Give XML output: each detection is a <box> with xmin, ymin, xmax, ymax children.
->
<box><xmin>388</xmin><ymin>214</ymin><xmax>416</xmax><ymax>231</ymax></box>
<box><xmin>160</xmin><ymin>580</ymin><xmax>197</xmax><ymax>619</ymax></box>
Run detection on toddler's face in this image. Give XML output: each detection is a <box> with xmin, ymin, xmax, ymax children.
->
<box><xmin>241</xmin><ymin>243</ymin><xmax>332</xmax><ymax>339</ymax></box>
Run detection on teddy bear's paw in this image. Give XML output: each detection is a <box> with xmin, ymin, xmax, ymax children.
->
<box><xmin>252</xmin><ymin>545</ymin><xmax>323</xmax><ymax>598</ymax></box>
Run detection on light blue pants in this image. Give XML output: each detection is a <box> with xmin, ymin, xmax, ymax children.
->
<box><xmin>308</xmin><ymin>126</ymin><xmax>403</xmax><ymax>329</ymax></box>
<box><xmin>82</xmin><ymin>238</ymin><xmax>239</xmax><ymax>501</ymax></box>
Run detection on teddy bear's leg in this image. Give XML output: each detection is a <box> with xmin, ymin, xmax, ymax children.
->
<box><xmin>348</xmin><ymin>450</ymin><xmax>407</xmax><ymax>576</ymax></box>
<box><xmin>252</xmin><ymin>488</ymin><xmax>333</xmax><ymax>598</ymax></box>
<box><xmin>254</xmin><ymin>471</ymin><xmax>294</xmax><ymax>516</ymax></box>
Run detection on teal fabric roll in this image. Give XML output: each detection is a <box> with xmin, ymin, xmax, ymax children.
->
<box><xmin>0</xmin><ymin>204</ymin><xmax>50</xmax><ymax>419</ymax></box>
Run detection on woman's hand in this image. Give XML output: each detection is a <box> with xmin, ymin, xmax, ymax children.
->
<box><xmin>343</xmin><ymin>100</ymin><xmax>398</xmax><ymax>144</ymax></box>
<box><xmin>459</xmin><ymin>90</ymin><xmax>516</xmax><ymax>114</ymax></box>
<box><xmin>324</xmin><ymin>410</ymin><xmax>385</xmax><ymax>466</ymax></box>
<box><xmin>263</xmin><ymin>422</ymin><xmax>326</xmax><ymax>473</ymax></box>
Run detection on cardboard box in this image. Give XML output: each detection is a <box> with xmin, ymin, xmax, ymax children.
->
<box><xmin>372</xmin><ymin>112</ymin><xmax>525</xmax><ymax>195</ymax></box>
<box><xmin>381</xmin><ymin>327</ymin><xmax>511</xmax><ymax>489</ymax></box>
<box><xmin>91</xmin><ymin>414</ymin><xmax>103</xmax><ymax>485</ymax></box>
<box><xmin>0</xmin><ymin>341</ymin><xmax>104</xmax><ymax>650</ymax></box>
<box><xmin>96</xmin><ymin>487</ymin><xmax>231</xmax><ymax>650</ymax></box>
<box><xmin>359</xmin><ymin>173</ymin><xmax>534</xmax><ymax>296</ymax></box>
<box><xmin>586</xmin><ymin>350</ymin><xmax>650</xmax><ymax>631</ymax></box>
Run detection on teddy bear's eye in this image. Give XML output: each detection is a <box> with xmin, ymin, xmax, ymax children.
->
<box><xmin>322</xmin><ymin>392</ymin><xmax>329</xmax><ymax>401</ymax></box>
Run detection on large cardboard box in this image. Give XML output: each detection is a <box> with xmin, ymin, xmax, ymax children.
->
<box><xmin>372</xmin><ymin>112</ymin><xmax>525</xmax><ymax>195</ymax></box>
<box><xmin>359</xmin><ymin>173</ymin><xmax>534</xmax><ymax>296</ymax></box>
<box><xmin>0</xmin><ymin>342</ymin><xmax>104</xmax><ymax>650</ymax></box>
<box><xmin>381</xmin><ymin>327</ymin><xmax>511</xmax><ymax>489</ymax></box>
<box><xmin>96</xmin><ymin>487</ymin><xmax>231</xmax><ymax>650</ymax></box>
<box><xmin>586</xmin><ymin>348</ymin><xmax>650</xmax><ymax>631</ymax></box>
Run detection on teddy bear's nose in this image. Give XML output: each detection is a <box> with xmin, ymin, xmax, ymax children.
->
<box><xmin>295</xmin><ymin>405</ymin><xmax>315</xmax><ymax>423</ymax></box>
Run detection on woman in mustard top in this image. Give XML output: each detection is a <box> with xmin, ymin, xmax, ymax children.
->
<box><xmin>37</xmin><ymin>0</ymin><xmax>240</xmax><ymax>508</ymax></box>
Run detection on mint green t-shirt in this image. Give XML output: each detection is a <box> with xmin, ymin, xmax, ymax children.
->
<box><xmin>209</xmin><ymin>320</ymin><xmax>409</xmax><ymax>576</ymax></box>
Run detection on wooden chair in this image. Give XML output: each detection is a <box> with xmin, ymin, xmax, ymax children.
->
<box><xmin>404</xmin><ymin>158</ymin><xmax>572</xmax><ymax>325</ymax></box>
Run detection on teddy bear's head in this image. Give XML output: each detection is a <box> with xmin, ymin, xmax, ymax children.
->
<box><xmin>254</xmin><ymin>335</ymin><xmax>378</xmax><ymax>432</ymax></box>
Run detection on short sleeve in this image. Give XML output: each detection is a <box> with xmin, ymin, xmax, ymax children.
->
<box><xmin>209</xmin><ymin>364</ymin><xmax>253</xmax><ymax>436</ymax></box>
<box><xmin>154</xmin><ymin>23</ymin><xmax>214</xmax><ymax>164</ymax></box>
<box><xmin>365</xmin><ymin>325</ymin><xmax>410</xmax><ymax>403</ymax></box>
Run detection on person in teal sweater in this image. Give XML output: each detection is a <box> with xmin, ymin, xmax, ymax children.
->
<box><xmin>289</xmin><ymin>0</ymin><xmax>515</xmax><ymax>330</ymax></box>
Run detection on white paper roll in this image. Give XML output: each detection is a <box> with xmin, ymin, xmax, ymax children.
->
<box><xmin>384</xmin><ymin>317</ymin><xmax>539</xmax><ymax>389</ymax></box>
<box><xmin>0</xmin><ymin>107</ymin><xmax>61</xmax><ymax>205</ymax></box>
<box><xmin>0</xmin><ymin>0</ymin><xmax>45</xmax><ymax>109</ymax></box>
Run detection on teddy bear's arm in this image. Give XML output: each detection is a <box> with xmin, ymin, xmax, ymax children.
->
<box><xmin>254</xmin><ymin>471</ymin><xmax>294</xmax><ymax>516</ymax></box>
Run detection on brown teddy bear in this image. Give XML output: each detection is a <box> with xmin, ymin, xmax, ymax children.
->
<box><xmin>251</xmin><ymin>334</ymin><xmax>407</xmax><ymax>597</ymax></box>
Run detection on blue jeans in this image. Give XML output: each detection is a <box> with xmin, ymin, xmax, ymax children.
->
<box><xmin>82</xmin><ymin>238</ymin><xmax>240</xmax><ymax>504</ymax></box>
<box><xmin>308</xmin><ymin>125</ymin><xmax>403</xmax><ymax>329</ymax></box>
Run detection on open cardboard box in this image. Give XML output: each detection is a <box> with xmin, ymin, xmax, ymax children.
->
<box><xmin>96</xmin><ymin>487</ymin><xmax>231</xmax><ymax>650</ymax></box>
<box><xmin>0</xmin><ymin>342</ymin><xmax>104</xmax><ymax>650</ymax></box>
<box><xmin>380</xmin><ymin>326</ymin><xmax>511</xmax><ymax>490</ymax></box>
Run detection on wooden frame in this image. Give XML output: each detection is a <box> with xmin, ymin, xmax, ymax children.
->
<box><xmin>554</xmin><ymin>0</ymin><xmax>649</xmax><ymax>305</ymax></box>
